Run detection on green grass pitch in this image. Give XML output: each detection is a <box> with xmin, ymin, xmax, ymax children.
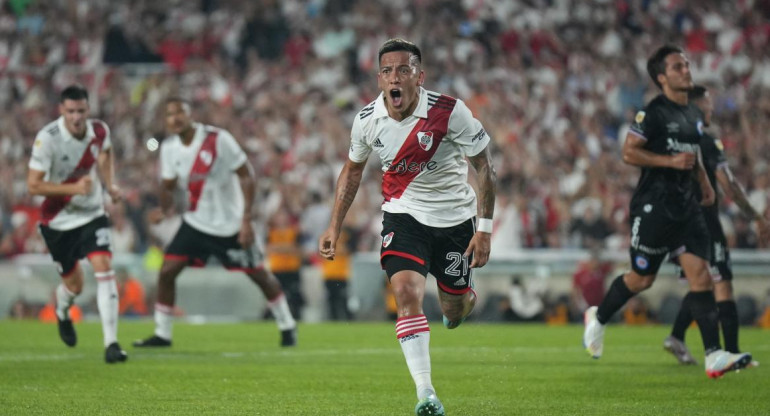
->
<box><xmin>1</xmin><ymin>320</ymin><xmax>768</xmax><ymax>415</ymax></box>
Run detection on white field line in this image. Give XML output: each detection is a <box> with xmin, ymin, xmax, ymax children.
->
<box><xmin>1</xmin><ymin>344</ymin><xmax>768</xmax><ymax>362</ymax></box>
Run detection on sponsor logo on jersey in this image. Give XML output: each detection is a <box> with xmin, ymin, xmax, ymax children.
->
<box><xmin>471</xmin><ymin>128</ymin><xmax>486</xmax><ymax>142</ymax></box>
<box><xmin>199</xmin><ymin>150</ymin><xmax>213</xmax><ymax>166</ymax></box>
<box><xmin>384</xmin><ymin>158</ymin><xmax>438</xmax><ymax>173</ymax></box>
<box><xmin>666</xmin><ymin>122</ymin><xmax>680</xmax><ymax>133</ymax></box>
<box><xmin>373</xmin><ymin>138</ymin><xmax>384</xmax><ymax>148</ymax></box>
<box><xmin>417</xmin><ymin>131</ymin><xmax>433</xmax><ymax>151</ymax></box>
<box><xmin>635</xmin><ymin>111</ymin><xmax>645</xmax><ymax>124</ymax></box>
<box><xmin>634</xmin><ymin>255</ymin><xmax>649</xmax><ymax>270</ymax></box>
<box><xmin>34</xmin><ymin>139</ymin><xmax>42</xmax><ymax>148</ymax></box>
<box><xmin>454</xmin><ymin>277</ymin><xmax>467</xmax><ymax>286</ymax></box>
<box><xmin>382</xmin><ymin>231</ymin><xmax>394</xmax><ymax>248</ymax></box>
<box><xmin>666</xmin><ymin>138</ymin><xmax>698</xmax><ymax>154</ymax></box>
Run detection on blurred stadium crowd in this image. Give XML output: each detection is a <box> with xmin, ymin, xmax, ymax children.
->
<box><xmin>1</xmin><ymin>0</ymin><xmax>770</xmax><ymax>261</ymax></box>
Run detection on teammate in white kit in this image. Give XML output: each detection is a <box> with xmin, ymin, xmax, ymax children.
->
<box><xmin>133</xmin><ymin>98</ymin><xmax>297</xmax><ymax>348</ymax></box>
<box><xmin>27</xmin><ymin>85</ymin><xmax>127</xmax><ymax>364</ymax></box>
<box><xmin>318</xmin><ymin>39</ymin><xmax>497</xmax><ymax>416</ymax></box>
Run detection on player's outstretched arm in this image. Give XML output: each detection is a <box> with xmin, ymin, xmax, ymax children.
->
<box><xmin>717</xmin><ymin>166</ymin><xmax>770</xmax><ymax>245</ymax></box>
<box><xmin>319</xmin><ymin>159</ymin><xmax>366</xmax><ymax>260</ymax></box>
<box><xmin>465</xmin><ymin>146</ymin><xmax>496</xmax><ymax>268</ymax></box>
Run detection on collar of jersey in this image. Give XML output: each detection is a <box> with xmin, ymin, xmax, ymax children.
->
<box><xmin>373</xmin><ymin>87</ymin><xmax>429</xmax><ymax>120</ymax></box>
<box><xmin>173</xmin><ymin>122</ymin><xmax>204</xmax><ymax>146</ymax></box>
<box><xmin>57</xmin><ymin>116</ymin><xmax>95</xmax><ymax>142</ymax></box>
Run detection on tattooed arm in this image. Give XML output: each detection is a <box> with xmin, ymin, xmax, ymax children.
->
<box><xmin>319</xmin><ymin>159</ymin><xmax>366</xmax><ymax>260</ymax></box>
<box><xmin>465</xmin><ymin>146</ymin><xmax>497</xmax><ymax>268</ymax></box>
<box><xmin>717</xmin><ymin>165</ymin><xmax>770</xmax><ymax>245</ymax></box>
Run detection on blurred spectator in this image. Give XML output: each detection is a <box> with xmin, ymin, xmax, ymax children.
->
<box><xmin>569</xmin><ymin>248</ymin><xmax>613</xmax><ymax>321</ymax></box>
<box><xmin>116</xmin><ymin>267</ymin><xmax>148</xmax><ymax>316</ymax></box>
<box><xmin>320</xmin><ymin>227</ymin><xmax>354</xmax><ymax>321</ymax></box>
<box><xmin>623</xmin><ymin>296</ymin><xmax>653</xmax><ymax>325</ymax></box>
<box><xmin>0</xmin><ymin>0</ymin><xmax>767</xmax><ymax>276</ymax></box>
<box><xmin>266</xmin><ymin>208</ymin><xmax>304</xmax><ymax>320</ymax></box>
<box><xmin>503</xmin><ymin>275</ymin><xmax>545</xmax><ymax>322</ymax></box>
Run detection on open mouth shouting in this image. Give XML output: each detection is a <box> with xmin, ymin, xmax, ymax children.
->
<box><xmin>389</xmin><ymin>89</ymin><xmax>403</xmax><ymax>108</ymax></box>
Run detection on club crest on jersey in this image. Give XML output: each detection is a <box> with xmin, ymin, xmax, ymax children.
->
<box><xmin>199</xmin><ymin>150</ymin><xmax>213</xmax><ymax>166</ymax></box>
<box><xmin>382</xmin><ymin>231</ymin><xmax>394</xmax><ymax>248</ymax></box>
<box><xmin>417</xmin><ymin>131</ymin><xmax>433</xmax><ymax>151</ymax></box>
<box><xmin>635</xmin><ymin>255</ymin><xmax>649</xmax><ymax>270</ymax></box>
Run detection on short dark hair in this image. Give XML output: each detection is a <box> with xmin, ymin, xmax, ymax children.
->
<box><xmin>378</xmin><ymin>38</ymin><xmax>421</xmax><ymax>65</ymax></box>
<box><xmin>646</xmin><ymin>45</ymin><xmax>683</xmax><ymax>90</ymax></box>
<box><xmin>60</xmin><ymin>85</ymin><xmax>89</xmax><ymax>103</ymax></box>
<box><xmin>688</xmin><ymin>85</ymin><xmax>708</xmax><ymax>101</ymax></box>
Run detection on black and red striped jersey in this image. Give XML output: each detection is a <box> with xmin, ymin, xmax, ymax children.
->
<box><xmin>349</xmin><ymin>88</ymin><xmax>490</xmax><ymax>227</ymax></box>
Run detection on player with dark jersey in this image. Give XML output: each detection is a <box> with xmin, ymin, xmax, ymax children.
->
<box><xmin>582</xmin><ymin>45</ymin><xmax>752</xmax><ymax>378</ymax></box>
<box><xmin>663</xmin><ymin>85</ymin><xmax>770</xmax><ymax>365</ymax></box>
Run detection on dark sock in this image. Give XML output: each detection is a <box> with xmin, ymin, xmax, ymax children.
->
<box><xmin>596</xmin><ymin>275</ymin><xmax>635</xmax><ymax>324</ymax></box>
<box><xmin>670</xmin><ymin>295</ymin><xmax>692</xmax><ymax>341</ymax></box>
<box><xmin>687</xmin><ymin>291</ymin><xmax>721</xmax><ymax>354</ymax></box>
<box><xmin>717</xmin><ymin>300</ymin><xmax>740</xmax><ymax>353</ymax></box>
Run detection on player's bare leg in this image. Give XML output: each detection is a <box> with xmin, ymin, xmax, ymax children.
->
<box><xmin>246</xmin><ymin>268</ymin><xmax>297</xmax><ymax>346</ymax></box>
<box><xmin>133</xmin><ymin>258</ymin><xmax>186</xmax><ymax>347</ymax></box>
<box><xmin>439</xmin><ymin>288</ymin><xmax>476</xmax><ymax>329</ymax></box>
<box><xmin>391</xmin><ymin>270</ymin><xmax>445</xmax><ymax>416</ymax></box>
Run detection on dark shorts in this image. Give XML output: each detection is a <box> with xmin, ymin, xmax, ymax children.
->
<box><xmin>380</xmin><ymin>212</ymin><xmax>475</xmax><ymax>295</ymax></box>
<box><xmin>165</xmin><ymin>221</ymin><xmax>265</xmax><ymax>272</ymax></box>
<box><xmin>39</xmin><ymin>215</ymin><xmax>112</xmax><ymax>277</ymax></box>
<box><xmin>629</xmin><ymin>206</ymin><xmax>710</xmax><ymax>275</ymax></box>
<box><xmin>678</xmin><ymin>215</ymin><xmax>732</xmax><ymax>281</ymax></box>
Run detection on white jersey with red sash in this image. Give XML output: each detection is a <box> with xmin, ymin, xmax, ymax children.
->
<box><xmin>349</xmin><ymin>88</ymin><xmax>491</xmax><ymax>227</ymax></box>
<box><xmin>159</xmin><ymin>123</ymin><xmax>247</xmax><ymax>237</ymax></box>
<box><xmin>28</xmin><ymin>117</ymin><xmax>111</xmax><ymax>231</ymax></box>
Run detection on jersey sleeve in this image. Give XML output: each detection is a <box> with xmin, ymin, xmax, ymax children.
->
<box><xmin>159</xmin><ymin>140</ymin><xmax>177</xmax><ymax>180</ymax></box>
<box><xmin>711</xmin><ymin>137</ymin><xmax>728</xmax><ymax>170</ymax></box>
<box><xmin>28</xmin><ymin>131</ymin><xmax>52</xmax><ymax>173</ymax></box>
<box><xmin>100</xmin><ymin>122</ymin><xmax>113</xmax><ymax>152</ymax></box>
<box><xmin>447</xmin><ymin>99</ymin><xmax>490</xmax><ymax>157</ymax></box>
<box><xmin>348</xmin><ymin>115</ymin><xmax>372</xmax><ymax>163</ymax></box>
<box><xmin>218</xmin><ymin>129</ymin><xmax>248</xmax><ymax>170</ymax></box>
<box><xmin>628</xmin><ymin>107</ymin><xmax>661</xmax><ymax>143</ymax></box>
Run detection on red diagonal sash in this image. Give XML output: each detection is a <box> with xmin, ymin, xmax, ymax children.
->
<box><xmin>381</xmin><ymin>95</ymin><xmax>456</xmax><ymax>202</ymax></box>
<box><xmin>187</xmin><ymin>131</ymin><xmax>218</xmax><ymax>211</ymax></box>
<box><xmin>41</xmin><ymin>121</ymin><xmax>107</xmax><ymax>225</ymax></box>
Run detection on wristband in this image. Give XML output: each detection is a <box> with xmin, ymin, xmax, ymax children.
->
<box><xmin>477</xmin><ymin>218</ymin><xmax>493</xmax><ymax>233</ymax></box>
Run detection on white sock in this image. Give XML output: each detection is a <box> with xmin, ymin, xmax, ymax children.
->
<box><xmin>396</xmin><ymin>314</ymin><xmax>434</xmax><ymax>399</ymax></box>
<box><xmin>268</xmin><ymin>293</ymin><xmax>297</xmax><ymax>331</ymax></box>
<box><xmin>95</xmin><ymin>271</ymin><xmax>119</xmax><ymax>347</ymax></box>
<box><xmin>55</xmin><ymin>283</ymin><xmax>77</xmax><ymax>321</ymax></box>
<box><xmin>154</xmin><ymin>303</ymin><xmax>174</xmax><ymax>340</ymax></box>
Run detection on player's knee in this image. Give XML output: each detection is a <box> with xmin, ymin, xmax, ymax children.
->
<box><xmin>625</xmin><ymin>272</ymin><xmax>655</xmax><ymax>292</ymax></box>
